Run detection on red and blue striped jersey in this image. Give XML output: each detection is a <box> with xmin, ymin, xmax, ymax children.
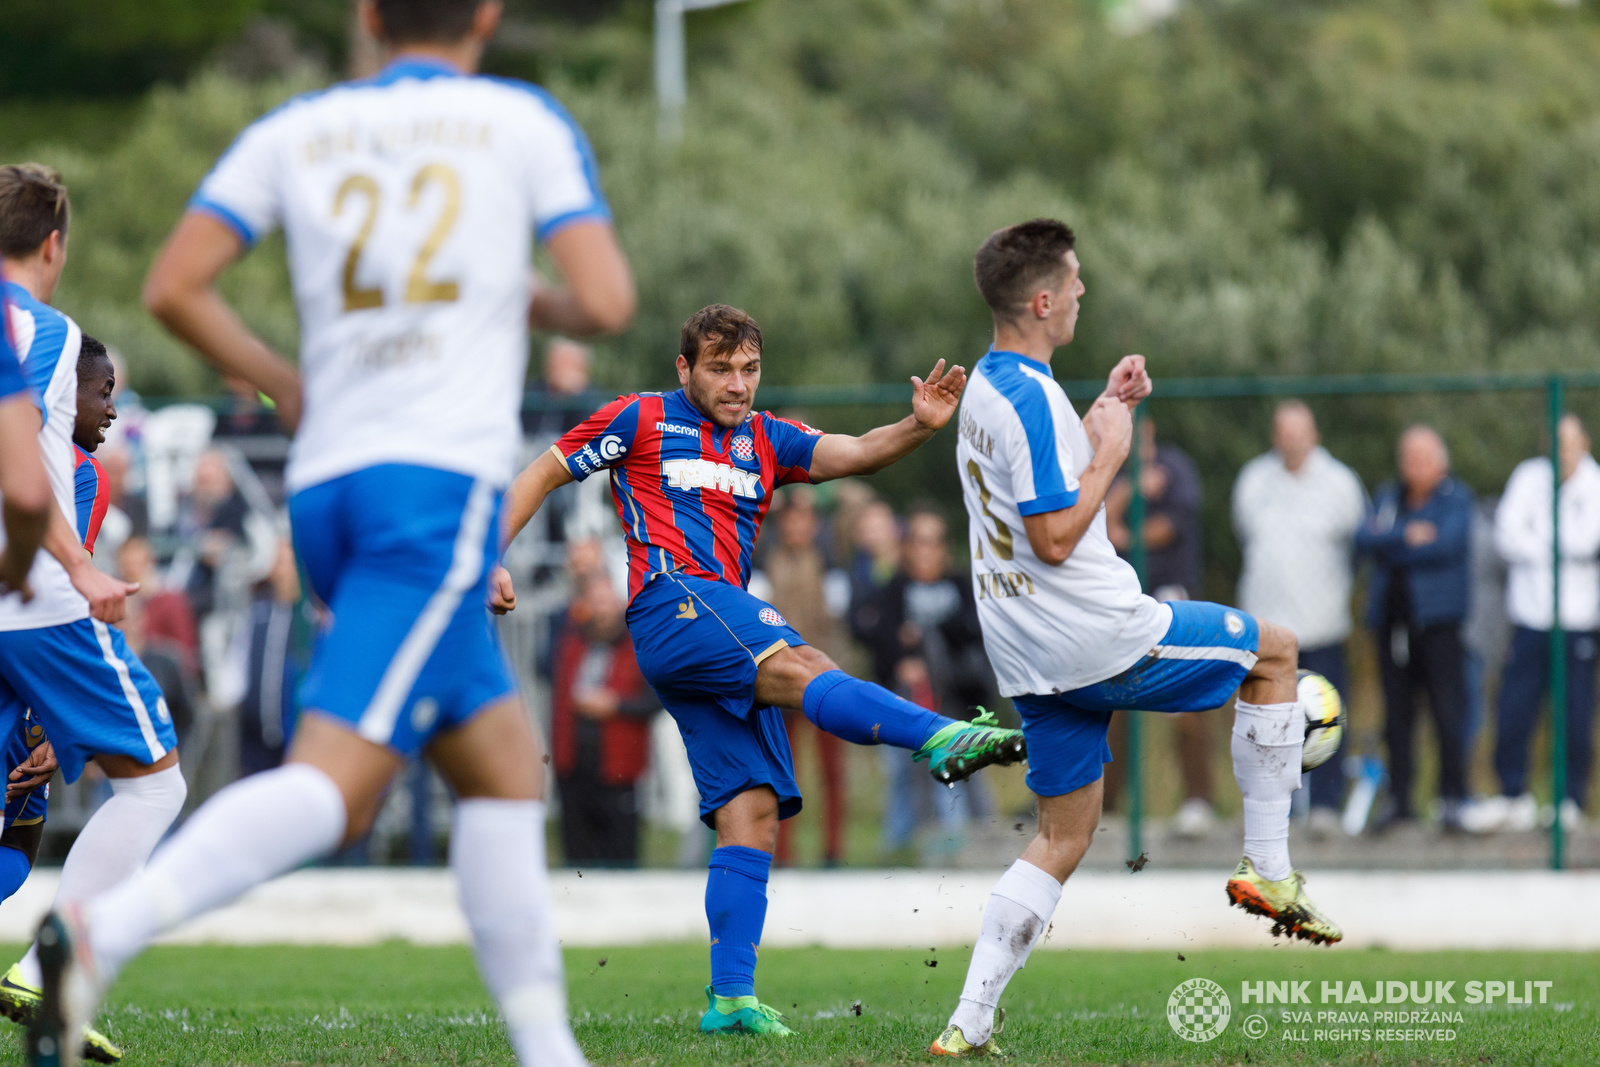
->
<box><xmin>72</xmin><ymin>444</ymin><xmax>110</xmax><ymax>554</ymax></box>
<box><xmin>554</xmin><ymin>389</ymin><xmax>823</xmax><ymax>600</ymax></box>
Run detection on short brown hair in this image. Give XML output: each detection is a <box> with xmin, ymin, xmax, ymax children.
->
<box><xmin>0</xmin><ymin>163</ymin><xmax>70</xmax><ymax>258</ymax></box>
<box><xmin>973</xmin><ymin>218</ymin><xmax>1076</xmax><ymax>323</ymax></box>
<box><xmin>375</xmin><ymin>0</ymin><xmax>483</xmax><ymax>44</ymax></box>
<box><xmin>680</xmin><ymin>304</ymin><xmax>762</xmax><ymax>368</ymax></box>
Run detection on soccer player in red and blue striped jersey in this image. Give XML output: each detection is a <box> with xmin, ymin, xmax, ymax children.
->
<box><xmin>494</xmin><ymin>304</ymin><xmax>1028</xmax><ymax>1035</ymax></box>
<box><xmin>69</xmin><ymin>336</ymin><xmax>115</xmax><ymax>555</ymax></box>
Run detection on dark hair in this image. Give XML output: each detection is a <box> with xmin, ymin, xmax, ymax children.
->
<box><xmin>679</xmin><ymin>304</ymin><xmax>762</xmax><ymax>368</ymax></box>
<box><xmin>374</xmin><ymin>0</ymin><xmax>483</xmax><ymax>44</ymax></box>
<box><xmin>905</xmin><ymin>503</ymin><xmax>947</xmax><ymax>534</ymax></box>
<box><xmin>973</xmin><ymin>218</ymin><xmax>1076</xmax><ymax>322</ymax></box>
<box><xmin>0</xmin><ymin>163</ymin><xmax>70</xmax><ymax>258</ymax></box>
<box><xmin>78</xmin><ymin>334</ymin><xmax>111</xmax><ymax>377</ymax></box>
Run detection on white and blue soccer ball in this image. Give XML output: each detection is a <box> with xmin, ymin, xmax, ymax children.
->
<box><xmin>1297</xmin><ymin>669</ymin><xmax>1345</xmax><ymax>772</ymax></box>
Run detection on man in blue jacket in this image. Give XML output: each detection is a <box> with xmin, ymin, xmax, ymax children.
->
<box><xmin>1357</xmin><ymin>425</ymin><xmax>1474</xmax><ymax>831</ymax></box>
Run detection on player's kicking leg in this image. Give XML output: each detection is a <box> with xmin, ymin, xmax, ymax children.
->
<box><xmin>1223</xmin><ymin>620</ymin><xmax>1341</xmax><ymax>945</ymax></box>
<box><xmin>756</xmin><ymin>645</ymin><xmax>1025</xmax><ymax>786</ymax></box>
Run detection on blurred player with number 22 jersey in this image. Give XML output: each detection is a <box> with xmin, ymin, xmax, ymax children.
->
<box><xmin>32</xmin><ymin>3</ymin><xmax>635</xmax><ymax>1066</ymax></box>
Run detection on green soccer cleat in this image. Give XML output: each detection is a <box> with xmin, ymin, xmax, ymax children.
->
<box><xmin>698</xmin><ymin>986</ymin><xmax>795</xmax><ymax>1036</ymax></box>
<box><xmin>915</xmin><ymin>709</ymin><xmax>1027</xmax><ymax>785</ymax></box>
<box><xmin>2</xmin><ymin>963</ymin><xmax>121</xmax><ymax>1065</ymax></box>
<box><xmin>1226</xmin><ymin>857</ymin><xmax>1343</xmax><ymax>946</ymax></box>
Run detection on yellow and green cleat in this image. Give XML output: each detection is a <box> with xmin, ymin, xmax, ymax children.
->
<box><xmin>915</xmin><ymin>709</ymin><xmax>1026</xmax><ymax>785</ymax></box>
<box><xmin>0</xmin><ymin>962</ymin><xmax>122</xmax><ymax>1064</ymax></box>
<box><xmin>1226</xmin><ymin>857</ymin><xmax>1343</xmax><ymax>945</ymax></box>
<box><xmin>930</xmin><ymin>1022</ymin><xmax>1007</xmax><ymax>1058</ymax></box>
<box><xmin>697</xmin><ymin>986</ymin><xmax>794</xmax><ymax>1036</ymax></box>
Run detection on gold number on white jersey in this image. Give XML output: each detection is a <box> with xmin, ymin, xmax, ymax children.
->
<box><xmin>334</xmin><ymin>174</ymin><xmax>383</xmax><ymax>312</ymax></box>
<box><xmin>966</xmin><ymin>459</ymin><xmax>1014</xmax><ymax>561</ymax></box>
<box><xmin>334</xmin><ymin>164</ymin><xmax>463</xmax><ymax>312</ymax></box>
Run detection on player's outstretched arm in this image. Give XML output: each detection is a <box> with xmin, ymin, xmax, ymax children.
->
<box><xmin>144</xmin><ymin>212</ymin><xmax>304</xmax><ymax>431</ymax></box>
<box><xmin>41</xmin><ymin>495</ymin><xmax>138</xmax><ymax>622</ymax></box>
<box><xmin>1022</xmin><ymin>395</ymin><xmax>1134</xmax><ymax>566</ymax></box>
<box><xmin>528</xmin><ymin>221</ymin><xmax>636</xmax><ymax>337</ymax></box>
<box><xmin>0</xmin><ymin>394</ymin><xmax>51</xmax><ymax>600</ymax></box>
<box><xmin>488</xmin><ymin>449</ymin><xmax>576</xmax><ymax>614</ymax></box>
<box><xmin>807</xmin><ymin>360</ymin><xmax>967</xmax><ymax>482</ymax></box>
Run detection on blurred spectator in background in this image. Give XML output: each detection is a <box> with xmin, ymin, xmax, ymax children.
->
<box><xmin>547</xmin><ymin>573</ymin><xmax>656</xmax><ymax>867</ymax></box>
<box><xmin>851</xmin><ymin>507</ymin><xmax>991</xmax><ymax>859</ymax></box>
<box><xmin>90</xmin><ymin>447</ymin><xmax>146</xmax><ymax>564</ymax></box>
<box><xmin>764</xmin><ymin>488</ymin><xmax>849</xmax><ymax>866</ymax></box>
<box><xmin>1233</xmin><ymin>401</ymin><xmax>1366</xmax><ymax>837</ymax></box>
<box><xmin>117</xmin><ymin>535</ymin><xmax>199</xmax><ymax>676</ymax></box>
<box><xmin>219</xmin><ymin>540</ymin><xmax>310</xmax><ymax>776</ymax></box>
<box><xmin>176</xmin><ymin>449</ymin><xmax>250</xmax><ymax>619</ymax></box>
<box><xmin>1104</xmin><ymin>417</ymin><xmax>1215</xmax><ymax>837</ymax></box>
<box><xmin>1464</xmin><ymin>414</ymin><xmax>1600</xmax><ymax>834</ymax></box>
<box><xmin>849</xmin><ymin>499</ymin><xmax>902</xmax><ymax>614</ymax></box>
<box><xmin>1358</xmin><ymin>425</ymin><xmax>1474</xmax><ymax>831</ymax></box>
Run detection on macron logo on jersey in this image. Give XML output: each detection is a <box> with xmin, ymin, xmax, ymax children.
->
<box><xmin>663</xmin><ymin>458</ymin><xmax>761</xmax><ymax>499</ymax></box>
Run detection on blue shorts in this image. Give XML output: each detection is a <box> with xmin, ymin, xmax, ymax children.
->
<box><xmin>0</xmin><ymin>618</ymin><xmax>178</xmax><ymax>784</ymax></box>
<box><xmin>290</xmin><ymin>464</ymin><xmax>517</xmax><ymax>758</ymax></box>
<box><xmin>627</xmin><ymin>572</ymin><xmax>804</xmax><ymax>826</ymax></box>
<box><xmin>1017</xmin><ymin>601</ymin><xmax>1259</xmax><ymax>798</ymax></box>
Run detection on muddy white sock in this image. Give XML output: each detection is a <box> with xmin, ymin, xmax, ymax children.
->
<box><xmin>948</xmin><ymin>860</ymin><xmax>1062</xmax><ymax>1045</ymax></box>
<box><xmin>1231</xmin><ymin>700</ymin><xmax>1303</xmax><ymax>882</ymax></box>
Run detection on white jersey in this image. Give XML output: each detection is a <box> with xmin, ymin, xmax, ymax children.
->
<box><xmin>192</xmin><ymin>57</ymin><xmax>610</xmax><ymax>493</ymax></box>
<box><xmin>0</xmin><ymin>282</ymin><xmax>89</xmax><ymax>631</ymax></box>
<box><xmin>956</xmin><ymin>349</ymin><xmax>1168</xmax><ymax>697</ymax></box>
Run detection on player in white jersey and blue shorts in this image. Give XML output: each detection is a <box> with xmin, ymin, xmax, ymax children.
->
<box><xmin>0</xmin><ymin>165</ymin><xmax>188</xmax><ymax>1067</ymax></box>
<box><xmin>30</xmin><ymin>4</ymin><xmax>634</xmax><ymax>1066</ymax></box>
<box><xmin>929</xmin><ymin>220</ymin><xmax>1342</xmax><ymax>1059</ymax></box>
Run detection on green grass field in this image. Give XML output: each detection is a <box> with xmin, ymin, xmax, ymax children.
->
<box><xmin>0</xmin><ymin>943</ymin><xmax>1591</xmax><ymax>1065</ymax></box>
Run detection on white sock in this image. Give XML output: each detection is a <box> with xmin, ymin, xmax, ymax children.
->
<box><xmin>949</xmin><ymin>859</ymin><xmax>1062</xmax><ymax>1045</ymax></box>
<box><xmin>17</xmin><ymin>764</ymin><xmax>187</xmax><ymax>986</ymax></box>
<box><xmin>451</xmin><ymin>799</ymin><xmax>586</xmax><ymax>1067</ymax></box>
<box><xmin>85</xmin><ymin>764</ymin><xmax>346</xmax><ymax>982</ymax></box>
<box><xmin>1231</xmin><ymin>700</ymin><xmax>1303</xmax><ymax>882</ymax></box>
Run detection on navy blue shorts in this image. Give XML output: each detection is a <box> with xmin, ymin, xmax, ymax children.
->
<box><xmin>290</xmin><ymin>464</ymin><xmax>517</xmax><ymax>758</ymax></box>
<box><xmin>2</xmin><ymin>708</ymin><xmax>49</xmax><ymax>828</ymax></box>
<box><xmin>0</xmin><ymin>618</ymin><xmax>178</xmax><ymax>784</ymax></box>
<box><xmin>1018</xmin><ymin>600</ymin><xmax>1259</xmax><ymax>798</ymax></box>
<box><xmin>627</xmin><ymin>572</ymin><xmax>804</xmax><ymax>827</ymax></box>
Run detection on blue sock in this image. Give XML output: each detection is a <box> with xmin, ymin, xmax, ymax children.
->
<box><xmin>802</xmin><ymin>669</ymin><xmax>951</xmax><ymax>749</ymax></box>
<box><xmin>706</xmin><ymin>845</ymin><xmax>772</xmax><ymax>998</ymax></box>
<box><xmin>0</xmin><ymin>847</ymin><xmax>30</xmax><ymax>903</ymax></box>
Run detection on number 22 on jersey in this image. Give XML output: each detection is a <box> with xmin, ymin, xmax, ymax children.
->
<box><xmin>334</xmin><ymin>164</ymin><xmax>461</xmax><ymax>313</ymax></box>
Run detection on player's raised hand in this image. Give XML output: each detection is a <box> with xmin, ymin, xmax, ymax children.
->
<box><xmin>911</xmin><ymin>359</ymin><xmax>968</xmax><ymax>430</ymax></box>
<box><xmin>1105</xmin><ymin>354</ymin><xmax>1152</xmax><ymax>408</ymax></box>
<box><xmin>68</xmin><ymin>561</ymin><xmax>139</xmax><ymax>623</ymax></box>
<box><xmin>489</xmin><ymin>564</ymin><xmax>517</xmax><ymax>614</ymax></box>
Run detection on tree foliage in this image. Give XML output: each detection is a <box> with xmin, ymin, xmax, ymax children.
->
<box><xmin>21</xmin><ymin>0</ymin><xmax>1600</xmax><ymax>587</ymax></box>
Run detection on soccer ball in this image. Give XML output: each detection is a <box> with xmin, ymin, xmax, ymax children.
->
<box><xmin>1297</xmin><ymin>669</ymin><xmax>1345</xmax><ymax>772</ymax></box>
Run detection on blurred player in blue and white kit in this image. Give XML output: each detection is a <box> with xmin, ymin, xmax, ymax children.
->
<box><xmin>930</xmin><ymin>221</ymin><xmax>1341</xmax><ymax>1058</ymax></box>
<box><xmin>36</xmin><ymin>3</ymin><xmax>634</xmax><ymax>1065</ymax></box>
<box><xmin>0</xmin><ymin>334</ymin><xmax>121</xmax><ymax>909</ymax></box>
<box><xmin>0</xmin><ymin>166</ymin><xmax>185</xmax><ymax>1067</ymax></box>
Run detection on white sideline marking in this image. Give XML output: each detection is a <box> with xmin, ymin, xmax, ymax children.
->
<box><xmin>0</xmin><ymin>868</ymin><xmax>1594</xmax><ymax>950</ymax></box>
